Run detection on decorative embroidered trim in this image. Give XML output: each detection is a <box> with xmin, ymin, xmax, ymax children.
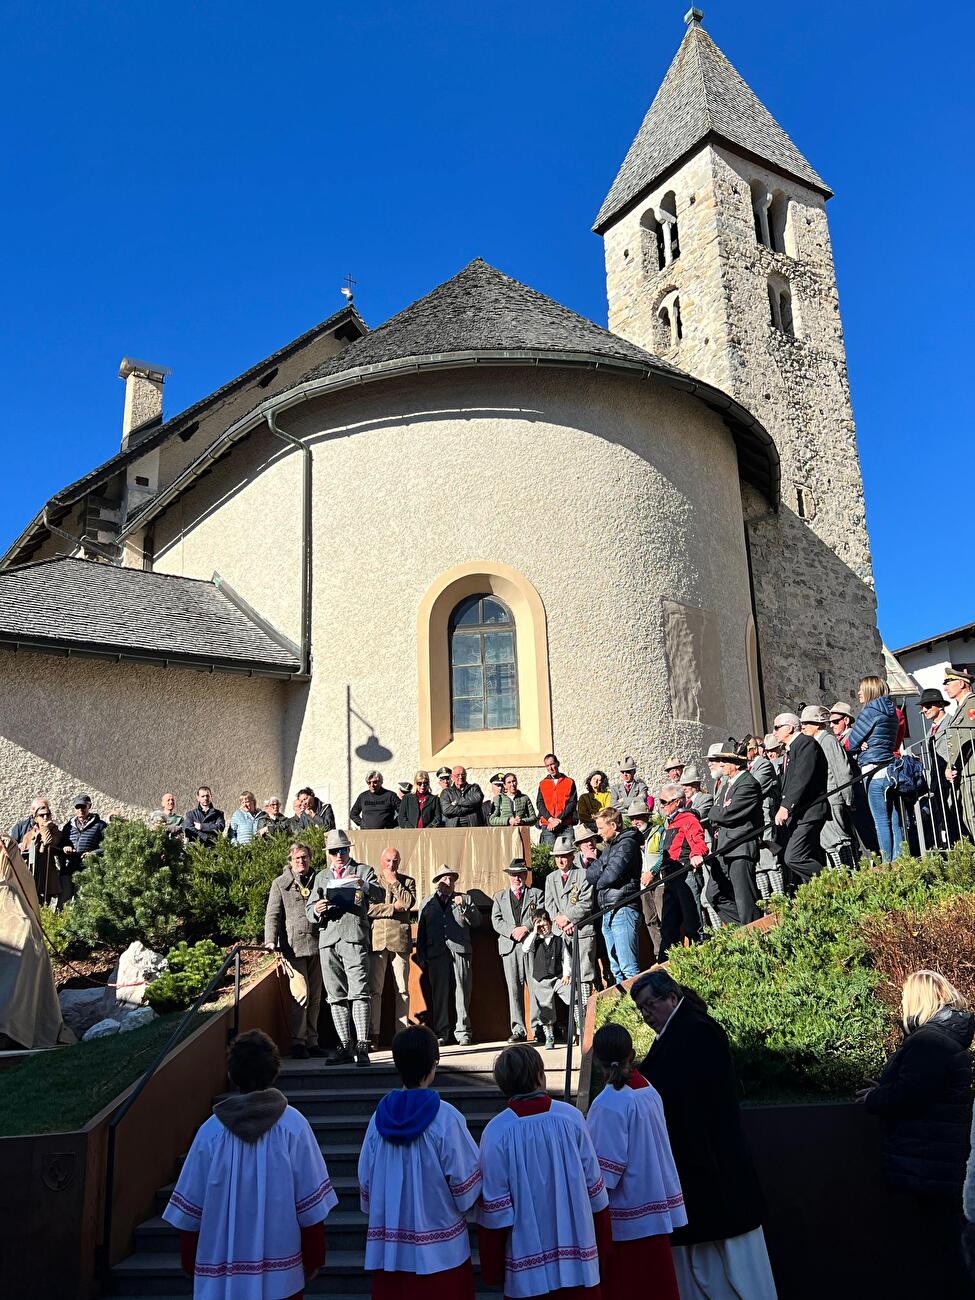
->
<box><xmin>587</xmin><ymin>1175</ymin><xmax>605</xmax><ymax>1198</ymax></box>
<box><xmin>196</xmin><ymin>1250</ymin><xmax>302</xmax><ymax>1277</ymax></box>
<box><xmin>360</xmin><ymin>1182</ymin><xmax>370</xmax><ymax>1203</ymax></box>
<box><xmin>296</xmin><ymin>1177</ymin><xmax>334</xmax><ymax>1213</ymax></box>
<box><xmin>507</xmin><ymin>1243</ymin><xmax>599</xmax><ymax>1272</ymax></box>
<box><xmin>610</xmin><ymin>1192</ymin><xmax>685</xmax><ymax>1220</ymax></box>
<box><xmin>597</xmin><ymin>1156</ymin><xmax>626</xmax><ymax>1175</ymax></box>
<box><xmin>481</xmin><ymin>1193</ymin><xmax>514</xmax><ymax>1213</ymax></box>
<box><xmin>449</xmin><ymin>1168</ymin><xmax>482</xmax><ymax>1197</ymax></box>
<box><xmin>169</xmin><ymin>1190</ymin><xmax>202</xmax><ymax>1219</ymax></box>
<box><xmin>367</xmin><ymin>1218</ymin><xmax>467</xmax><ymax>1246</ymax></box>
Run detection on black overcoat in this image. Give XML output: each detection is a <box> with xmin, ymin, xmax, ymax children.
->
<box><xmin>641</xmin><ymin>997</ymin><xmax>765</xmax><ymax>1245</ymax></box>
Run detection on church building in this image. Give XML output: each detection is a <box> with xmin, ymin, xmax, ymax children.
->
<box><xmin>0</xmin><ymin>12</ymin><xmax>881</xmax><ymax>823</ymax></box>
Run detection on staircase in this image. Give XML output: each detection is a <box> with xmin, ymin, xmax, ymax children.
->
<box><xmin>108</xmin><ymin>1040</ymin><xmax>580</xmax><ymax>1297</ymax></box>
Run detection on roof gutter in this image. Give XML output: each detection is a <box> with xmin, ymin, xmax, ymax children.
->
<box><xmin>265</xmin><ymin>410</ymin><xmax>312</xmax><ymax>676</ymax></box>
<box><xmin>117</xmin><ymin>350</ymin><xmax>780</xmax><ymax>542</ymax></box>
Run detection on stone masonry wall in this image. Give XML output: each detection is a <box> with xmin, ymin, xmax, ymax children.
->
<box><xmin>602</xmin><ymin>144</ymin><xmax>882</xmax><ymax>714</ymax></box>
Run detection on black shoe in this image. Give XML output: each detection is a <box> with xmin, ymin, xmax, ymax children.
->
<box><xmin>307</xmin><ymin>1045</ymin><xmax>328</xmax><ymax>1058</ymax></box>
<box><xmin>507</xmin><ymin>1030</ymin><xmax>527</xmax><ymax>1044</ymax></box>
<box><xmin>354</xmin><ymin>1042</ymin><xmax>372</xmax><ymax>1067</ymax></box>
<box><xmin>291</xmin><ymin>1043</ymin><xmax>310</xmax><ymax>1060</ymax></box>
<box><xmin>327</xmin><ymin>1045</ymin><xmax>353</xmax><ymax>1065</ymax></box>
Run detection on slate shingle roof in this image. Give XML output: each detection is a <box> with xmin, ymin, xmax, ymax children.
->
<box><xmin>1</xmin><ymin>303</ymin><xmax>367</xmax><ymax>571</ymax></box>
<box><xmin>299</xmin><ymin>258</ymin><xmax>687</xmax><ymax>385</ymax></box>
<box><xmin>594</xmin><ymin>19</ymin><xmax>829</xmax><ymax>232</ymax></box>
<box><xmin>0</xmin><ymin>558</ymin><xmax>300</xmax><ymax>675</ymax></box>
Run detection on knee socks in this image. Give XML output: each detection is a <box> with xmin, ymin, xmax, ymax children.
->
<box><xmin>352</xmin><ymin>999</ymin><xmax>371</xmax><ymax>1046</ymax></box>
<box><xmin>331</xmin><ymin>1002</ymin><xmax>351</xmax><ymax>1047</ymax></box>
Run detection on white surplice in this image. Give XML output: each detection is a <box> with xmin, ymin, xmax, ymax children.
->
<box><xmin>357</xmin><ymin>1097</ymin><xmax>481</xmax><ymax>1274</ymax></box>
<box><xmin>162</xmin><ymin>1103</ymin><xmax>337</xmax><ymax>1300</ymax></box>
<box><xmin>477</xmin><ymin>1099</ymin><xmax>609</xmax><ymax>1297</ymax></box>
<box><xmin>586</xmin><ymin>1079</ymin><xmax>687</xmax><ymax>1241</ymax></box>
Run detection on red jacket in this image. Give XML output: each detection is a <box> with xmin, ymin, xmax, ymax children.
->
<box><xmin>662</xmin><ymin>809</ymin><xmax>707</xmax><ymax>875</ymax></box>
<box><xmin>536</xmin><ymin>775</ymin><xmax>578</xmax><ymax>829</ymax></box>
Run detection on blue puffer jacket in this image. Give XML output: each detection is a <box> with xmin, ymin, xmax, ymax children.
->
<box><xmin>847</xmin><ymin>695</ymin><xmax>899</xmax><ymax>768</ymax></box>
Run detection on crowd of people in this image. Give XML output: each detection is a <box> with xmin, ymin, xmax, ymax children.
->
<box><xmin>164</xmin><ymin>967</ymin><xmax>782</xmax><ymax>1300</ymax></box>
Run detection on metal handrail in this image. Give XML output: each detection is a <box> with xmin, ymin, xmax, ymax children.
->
<box><xmin>97</xmin><ymin>942</ymin><xmax>269</xmax><ymax>1284</ymax></box>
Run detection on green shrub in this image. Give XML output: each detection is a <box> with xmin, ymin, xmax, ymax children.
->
<box><xmin>144</xmin><ymin>940</ymin><xmax>226</xmax><ymax>1014</ymax></box>
<box><xmin>67</xmin><ymin>821</ymin><xmax>188</xmax><ymax>952</ymax></box>
<box><xmin>38</xmin><ymin>902</ymin><xmax>79</xmax><ymax>958</ymax></box>
<box><xmin>184</xmin><ymin>826</ymin><xmax>327</xmax><ymax>943</ymax></box>
<box><xmin>531</xmin><ymin>841</ymin><xmax>553</xmax><ymax>883</ymax></box>
<box><xmin>598</xmin><ymin>844</ymin><xmax>975</xmax><ymax>1102</ymax></box>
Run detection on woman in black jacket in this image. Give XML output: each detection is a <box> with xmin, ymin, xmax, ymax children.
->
<box><xmin>396</xmin><ymin>770</ymin><xmax>443</xmax><ymax>829</ymax></box>
<box><xmin>862</xmin><ymin>969</ymin><xmax>974</xmax><ymax>1296</ymax></box>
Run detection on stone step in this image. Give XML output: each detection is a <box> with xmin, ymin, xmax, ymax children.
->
<box><xmin>303</xmin><ymin>1109</ymin><xmax>498</xmax><ymax>1145</ymax></box>
<box><xmin>135</xmin><ymin>1209</ymin><xmax>373</xmax><ymax>1254</ymax></box>
<box><xmin>110</xmin><ymin>1250</ymin><xmax>497</xmax><ymax>1296</ymax></box>
<box><xmin>155</xmin><ymin>1172</ymin><xmax>367</xmax><ymax>1216</ymax></box>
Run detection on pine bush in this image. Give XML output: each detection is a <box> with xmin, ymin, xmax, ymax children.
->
<box><xmin>144</xmin><ymin>940</ymin><xmax>226</xmax><ymax>1013</ymax></box>
<box><xmin>184</xmin><ymin>826</ymin><xmax>328</xmax><ymax>943</ymax></box>
<box><xmin>66</xmin><ymin>821</ymin><xmax>188</xmax><ymax>951</ymax></box>
<box><xmin>598</xmin><ymin>843</ymin><xmax>975</xmax><ymax>1102</ymax></box>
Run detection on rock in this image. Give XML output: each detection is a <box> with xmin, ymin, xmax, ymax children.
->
<box><xmin>83</xmin><ymin>1018</ymin><xmax>122</xmax><ymax>1040</ymax></box>
<box><xmin>109</xmin><ymin>941</ymin><xmax>169</xmax><ymax>1011</ymax></box>
<box><xmin>118</xmin><ymin>1006</ymin><xmax>157</xmax><ymax>1033</ymax></box>
<box><xmin>59</xmin><ymin>986</ymin><xmax>114</xmax><ymax>1035</ymax></box>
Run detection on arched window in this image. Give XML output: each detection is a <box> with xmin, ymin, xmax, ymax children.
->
<box><xmin>768</xmin><ymin>277</ymin><xmax>796</xmax><ymax>338</ymax></box>
<box><xmin>659</xmin><ymin>191</ymin><xmax>680</xmax><ymax>264</ymax></box>
<box><xmin>449</xmin><ymin>594</ymin><xmax>519</xmax><ymax>731</ymax></box>
<box><xmin>640</xmin><ymin>194</ymin><xmax>680</xmax><ymax>272</ymax></box>
<box><xmin>655</xmin><ymin>288</ymin><xmax>682</xmax><ymax>351</ymax></box>
<box><xmin>751</xmin><ymin>181</ymin><xmax>771</xmax><ymax>247</ymax></box>
<box><xmin>768</xmin><ymin>192</ymin><xmax>789</xmax><ymax>254</ymax></box>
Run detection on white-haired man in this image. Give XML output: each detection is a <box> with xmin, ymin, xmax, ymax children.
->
<box><xmin>773</xmin><ymin>712</ymin><xmax>828</xmax><ymax>890</ymax></box>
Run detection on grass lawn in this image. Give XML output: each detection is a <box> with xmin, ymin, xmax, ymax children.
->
<box><xmin>0</xmin><ymin>1010</ymin><xmax>217</xmax><ymax>1137</ymax></box>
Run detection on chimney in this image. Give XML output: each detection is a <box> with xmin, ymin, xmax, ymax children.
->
<box><xmin>118</xmin><ymin>357</ymin><xmax>171</xmax><ymax>450</ymax></box>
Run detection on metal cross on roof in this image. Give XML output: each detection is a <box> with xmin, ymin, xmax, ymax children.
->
<box><xmin>340</xmin><ymin>272</ymin><xmax>357</xmax><ymax>302</ymax></box>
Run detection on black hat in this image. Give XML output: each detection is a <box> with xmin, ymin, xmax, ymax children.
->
<box><xmin>489</xmin><ymin>772</ymin><xmax>505</xmax><ymax>786</ymax></box>
<box><xmin>918</xmin><ymin>687</ymin><xmax>948</xmax><ymax>708</ymax></box>
<box><xmin>711</xmin><ymin>738</ymin><xmax>749</xmax><ymax>766</ymax></box>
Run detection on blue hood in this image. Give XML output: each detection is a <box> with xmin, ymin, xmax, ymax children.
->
<box><xmin>375</xmin><ymin>1088</ymin><xmax>441</xmax><ymax>1144</ymax></box>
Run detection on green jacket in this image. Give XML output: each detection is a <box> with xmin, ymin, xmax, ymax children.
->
<box><xmin>489</xmin><ymin>792</ymin><xmax>537</xmax><ymax>827</ymax></box>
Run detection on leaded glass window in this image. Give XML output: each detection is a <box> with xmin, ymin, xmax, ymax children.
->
<box><xmin>449</xmin><ymin>594</ymin><xmax>519</xmax><ymax>731</ymax></box>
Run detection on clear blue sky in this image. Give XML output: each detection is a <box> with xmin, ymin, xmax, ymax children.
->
<box><xmin>1</xmin><ymin>1</ymin><xmax>970</xmax><ymax>650</ymax></box>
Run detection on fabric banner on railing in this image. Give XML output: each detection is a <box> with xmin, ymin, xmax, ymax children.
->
<box><xmin>347</xmin><ymin>826</ymin><xmax>531</xmax><ymax>901</ymax></box>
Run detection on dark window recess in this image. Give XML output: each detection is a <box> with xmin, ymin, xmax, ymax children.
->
<box><xmin>819</xmin><ymin>671</ymin><xmax>827</xmax><ymax>691</ymax></box>
<box><xmin>134</xmin><ymin>475</ymin><xmax>150</xmax><ymax>487</ymax></box>
<box><xmin>257</xmin><ymin>367</ymin><xmax>279</xmax><ymax>389</ymax></box>
<box><xmin>178</xmin><ymin>421</ymin><xmax>200</xmax><ymax>443</ymax></box>
<box><xmin>797</xmin><ymin>486</ymin><xmax>807</xmax><ymax>518</ymax></box>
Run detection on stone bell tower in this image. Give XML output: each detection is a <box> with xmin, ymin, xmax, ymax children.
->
<box><xmin>593</xmin><ymin>7</ymin><xmax>882</xmax><ymax>714</ymax></box>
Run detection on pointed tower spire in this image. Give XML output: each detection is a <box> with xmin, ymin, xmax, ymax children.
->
<box><xmin>594</xmin><ymin>14</ymin><xmax>828</xmax><ymax>232</ymax></box>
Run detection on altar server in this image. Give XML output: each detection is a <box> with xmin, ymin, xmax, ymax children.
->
<box><xmin>586</xmin><ymin>1024</ymin><xmax>683</xmax><ymax>1300</ymax></box>
<box><xmin>163</xmin><ymin>1029</ymin><xmax>337</xmax><ymax>1299</ymax></box>
<box><xmin>358</xmin><ymin>1025</ymin><xmax>481</xmax><ymax>1299</ymax></box>
<box><xmin>478</xmin><ymin>1043</ymin><xmax>613</xmax><ymax>1298</ymax></box>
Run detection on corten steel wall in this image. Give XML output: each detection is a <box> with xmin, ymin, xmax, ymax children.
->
<box><xmin>0</xmin><ymin>649</ymin><xmax>288</xmax><ymax>826</ymax></box>
<box><xmin>0</xmin><ymin>962</ymin><xmax>290</xmax><ymax>1300</ymax></box>
<box><xmin>151</xmin><ymin>366</ymin><xmax>759</xmax><ymax>822</ymax></box>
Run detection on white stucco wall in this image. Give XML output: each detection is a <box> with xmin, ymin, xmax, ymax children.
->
<box><xmin>147</xmin><ymin>365</ymin><xmax>759</xmax><ymax>821</ymax></box>
<box><xmin>0</xmin><ymin>649</ymin><xmax>288</xmax><ymax>829</ymax></box>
